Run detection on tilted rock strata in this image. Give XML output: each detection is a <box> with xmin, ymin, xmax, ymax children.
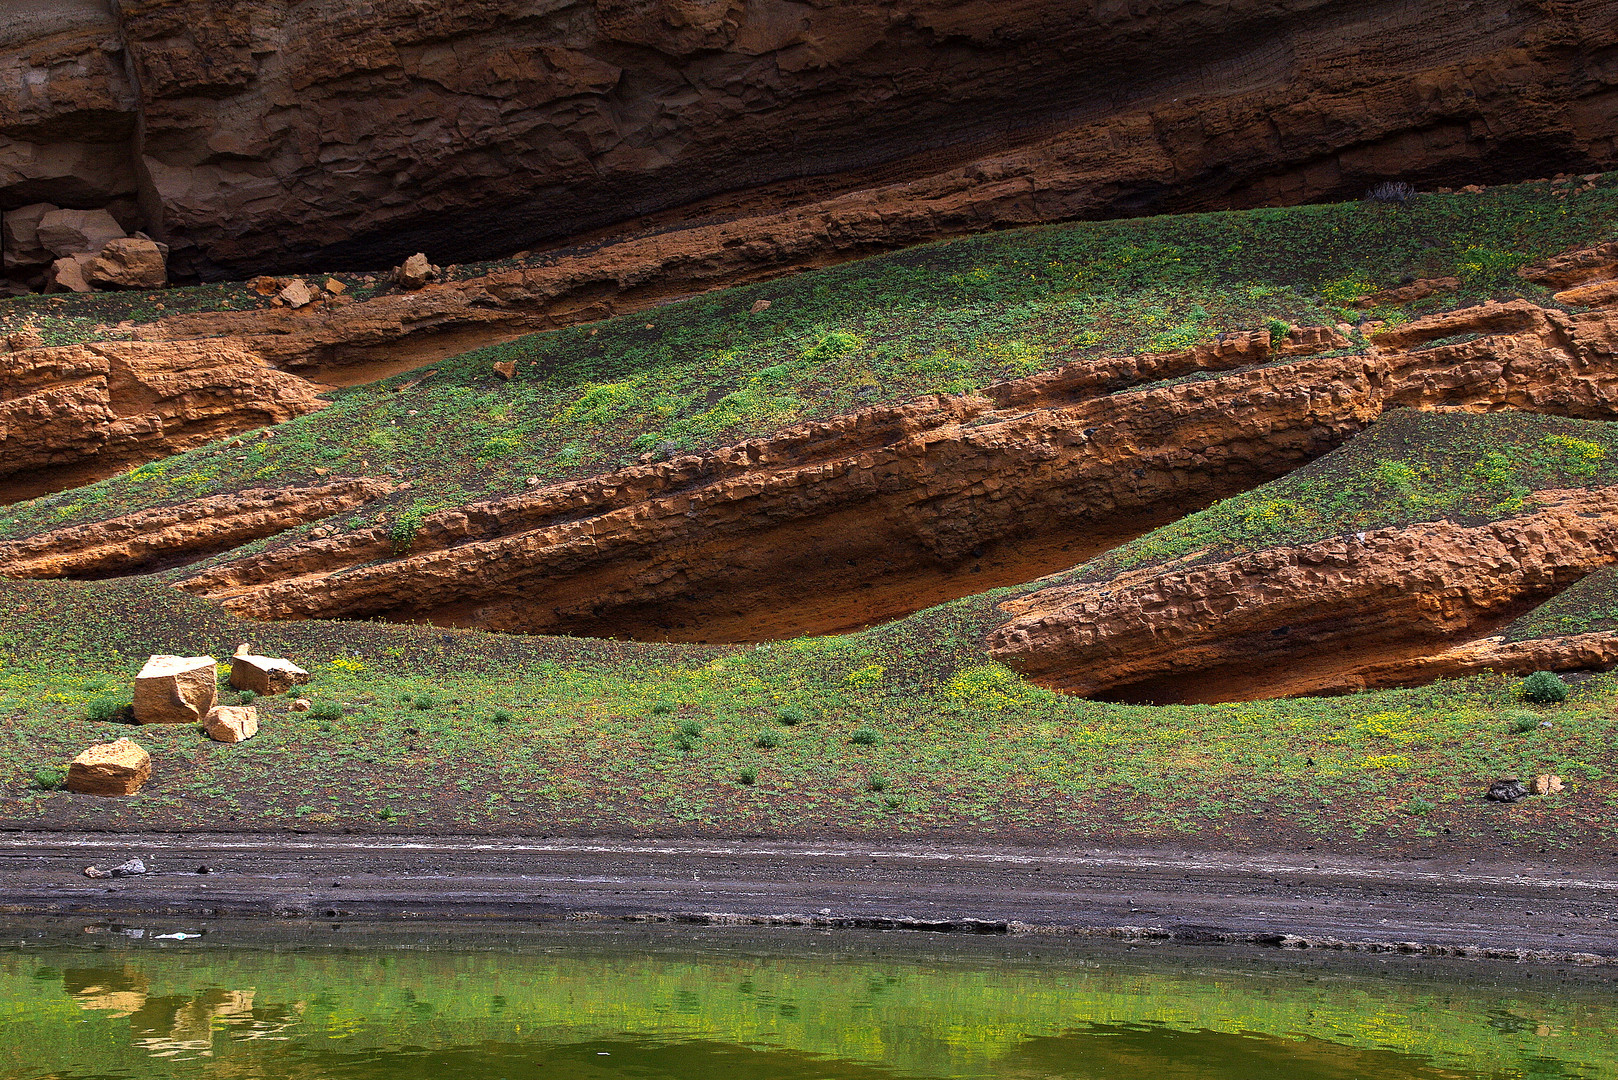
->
<box><xmin>987</xmin><ymin>489</ymin><xmax>1618</xmax><ymax>700</ymax></box>
<box><xmin>2</xmin><ymin>0</ymin><xmax>1615</xmax><ymax>282</ymax></box>
<box><xmin>0</xmin><ymin>338</ymin><xmax>326</xmax><ymax>485</ymax></box>
<box><xmin>171</xmin><ymin>301</ymin><xmax>1618</xmax><ymax>641</ymax></box>
<box><xmin>0</xmin><ymin>479</ymin><xmax>393</xmax><ymax>579</ymax></box>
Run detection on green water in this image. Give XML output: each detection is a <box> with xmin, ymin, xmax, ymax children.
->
<box><xmin>0</xmin><ymin>925</ymin><xmax>1613</xmax><ymax>1079</ymax></box>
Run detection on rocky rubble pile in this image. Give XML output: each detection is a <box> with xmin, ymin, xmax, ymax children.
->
<box><xmin>3</xmin><ymin>205</ymin><xmax>166</xmax><ymax>294</ymax></box>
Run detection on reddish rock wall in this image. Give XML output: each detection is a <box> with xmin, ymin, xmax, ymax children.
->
<box><xmin>0</xmin><ymin>335</ymin><xmax>327</xmax><ymax>499</ymax></box>
<box><xmin>2</xmin><ymin>0</ymin><xmax>1615</xmax><ymax>280</ymax></box>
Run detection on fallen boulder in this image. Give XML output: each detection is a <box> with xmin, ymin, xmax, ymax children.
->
<box><xmin>2</xmin><ymin>203</ymin><xmax>57</xmax><ymax>270</ymax></box>
<box><xmin>44</xmin><ymin>255</ymin><xmax>93</xmax><ymax>293</ymax></box>
<box><xmin>37</xmin><ymin>208</ymin><xmax>125</xmax><ymax>258</ymax></box>
<box><xmin>85</xmin><ymin>238</ymin><xmax>167</xmax><ymax>290</ymax></box>
<box><xmin>1531</xmin><ymin>774</ymin><xmax>1565</xmax><ymax>795</ymax></box>
<box><xmin>229</xmin><ymin>645</ymin><xmax>310</xmax><ymax>694</ymax></box>
<box><xmin>290</xmin><ymin>697</ymin><xmax>312</xmax><ymax>712</ymax></box>
<box><xmin>203</xmin><ymin>705</ymin><xmax>259</xmax><ymax>743</ymax></box>
<box><xmin>278</xmin><ymin>279</ymin><xmax>315</xmax><ymax>308</ymax></box>
<box><xmin>393</xmin><ymin>252</ymin><xmax>438</xmax><ymax>290</ymax></box>
<box><xmin>133</xmin><ymin>654</ymin><xmax>217</xmax><ymax>724</ymax></box>
<box><xmin>1486</xmin><ymin>778</ymin><xmax>1529</xmax><ymax>803</ymax></box>
<box><xmin>493</xmin><ymin>360</ymin><xmax>516</xmax><ymax>380</ymax></box>
<box><xmin>84</xmin><ymin>858</ymin><xmax>147</xmax><ymax>879</ymax></box>
<box><xmin>66</xmin><ymin>739</ymin><xmax>151</xmax><ymax>796</ymax></box>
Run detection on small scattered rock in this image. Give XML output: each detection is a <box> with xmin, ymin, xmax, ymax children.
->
<box><xmin>1530</xmin><ymin>774</ymin><xmax>1565</xmax><ymax>795</ymax></box>
<box><xmin>493</xmin><ymin>359</ymin><xmax>516</xmax><ymax>380</ymax></box>
<box><xmin>324</xmin><ymin>277</ymin><xmax>346</xmax><ymax>294</ymax></box>
<box><xmin>230</xmin><ymin>644</ymin><xmax>310</xmax><ymax>695</ymax></box>
<box><xmin>393</xmin><ymin>252</ymin><xmax>438</xmax><ymax>289</ymax></box>
<box><xmin>36</xmin><ymin>207</ymin><xmax>124</xmax><ymax>258</ymax></box>
<box><xmin>85</xmin><ymin>237</ymin><xmax>167</xmax><ymax>290</ymax></box>
<box><xmin>1486</xmin><ymin>778</ymin><xmax>1529</xmax><ymax>803</ymax></box>
<box><xmin>109</xmin><ymin>858</ymin><xmax>146</xmax><ymax>877</ymax></box>
<box><xmin>83</xmin><ymin>865</ymin><xmax>109</xmax><ymax>879</ymax></box>
<box><xmin>750</xmin><ymin>299</ymin><xmax>771</xmax><ymax>313</ymax></box>
<box><xmin>133</xmin><ymin>654</ymin><xmax>218</xmax><ymax>724</ymax></box>
<box><xmin>290</xmin><ymin>698</ymin><xmax>312</xmax><ymax>712</ymax></box>
<box><xmin>203</xmin><ymin>705</ymin><xmax>259</xmax><ymax>743</ymax></box>
<box><xmin>278</xmin><ymin>279</ymin><xmax>315</xmax><ymax>308</ymax></box>
<box><xmin>252</xmin><ymin>275</ymin><xmax>282</xmax><ymax>296</ymax></box>
<box><xmin>1458</xmin><ymin>184</ymin><xmax>1485</xmax><ymax>194</ymax></box>
<box><xmin>66</xmin><ymin>739</ymin><xmax>151</xmax><ymax>796</ymax></box>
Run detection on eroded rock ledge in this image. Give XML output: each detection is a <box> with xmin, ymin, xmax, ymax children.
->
<box><xmin>0</xmin><ymin>478</ymin><xmax>393</xmax><ymax>579</ymax></box>
<box><xmin>988</xmin><ymin>489</ymin><xmax>1618</xmax><ymax>702</ymax></box>
<box><xmin>0</xmin><ymin>336</ymin><xmax>326</xmax><ymax>501</ymax></box>
<box><xmin>141</xmin><ymin>299</ymin><xmax>1618</xmax><ymax>644</ymax></box>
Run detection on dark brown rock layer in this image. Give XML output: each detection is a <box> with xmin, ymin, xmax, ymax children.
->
<box><xmin>2</xmin><ymin>0</ymin><xmax>1615</xmax><ymax>281</ymax></box>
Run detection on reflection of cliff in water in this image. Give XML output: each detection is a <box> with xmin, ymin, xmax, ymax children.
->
<box><xmin>66</xmin><ymin>965</ymin><xmax>300</xmax><ymax>1059</ymax></box>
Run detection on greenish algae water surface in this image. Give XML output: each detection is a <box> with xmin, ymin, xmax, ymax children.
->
<box><xmin>0</xmin><ymin>927</ymin><xmax>1613</xmax><ymax>1079</ymax></box>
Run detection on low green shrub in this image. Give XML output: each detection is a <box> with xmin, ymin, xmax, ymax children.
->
<box><xmin>1520</xmin><ymin>670</ymin><xmax>1569</xmax><ymax>704</ymax></box>
<box><xmin>776</xmin><ymin>706</ymin><xmax>805</xmax><ymax>726</ymax></box>
<box><xmin>310</xmin><ymin>700</ymin><xmax>344</xmax><ymax>721</ymax></box>
<box><xmin>867</xmin><ymin>776</ymin><xmax>888</xmax><ymax>792</ymax></box>
<box><xmin>85</xmin><ymin>697</ymin><xmax>128</xmax><ymax>723</ymax></box>
<box><xmin>679</xmin><ymin>719</ymin><xmax>704</xmax><ymax>737</ymax></box>
<box><xmin>849</xmin><ymin>728</ymin><xmax>881</xmax><ymax>746</ymax></box>
<box><xmin>1504</xmin><ymin>709</ymin><xmax>1542</xmax><ymax>734</ymax></box>
<box><xmin>755</xmin><ymin>731</ymin><xmax>780</xmax><ymax>749</ymax></box>
<box><xmin>651</xmin><ymin>700</ymin><xmax>675</xmax><ymax>715</ymax></box>
<box><xmin>412</xmin><ymin>694</ymin><xmax>438</xmax><ymax>711</ymax></box>
<box><xmin>738</xmin><ymin>768</ymin><xmax>758</xmax><ymax>786</ymax></box>
<box><xmin>33</xmin><ymin>766</ymin><xmax>67</xmax><ymax>791</ymax></box>
<box><xmin>237</xmin><ymin>689</ymin><xmax>257</xmax><ymax>704</ymax></box>
<box><xmin>491</xmin><ymin>709</ymin><xmax>514</xmax><ymax>725</ymax></box>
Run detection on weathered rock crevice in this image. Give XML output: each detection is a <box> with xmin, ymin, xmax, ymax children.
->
<box><xmin>988</xmin><ymin>489</ymin><xmax>1618</xmax><ymax>703</ymax></box>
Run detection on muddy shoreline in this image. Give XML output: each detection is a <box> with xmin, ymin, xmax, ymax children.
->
<box><xmin>0</xmin><ymin>833</ymin><xmax>1612</xmax><ymax>965</ymax></box>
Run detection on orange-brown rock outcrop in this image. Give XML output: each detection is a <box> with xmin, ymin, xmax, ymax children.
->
<box><xmin>161</xmin><ymin>300</ymin><xmax>1618</xmax><ymax>643</ymax></box>
<box><xmin>0</xmin><ymin>337</ymin><xmax>327</xmax><ymax>499</ymax></box>
<box><xmin>0</xmin><ymin>478</ymin><xmax>393</xmax><ymax>578</ymax></box>
<box><xmin>987</xmin><ymin>489</ymin><xmax>1618</xmax><ymax>703</ymax></box>
<box><xmin>2</xmin><ymin>0</ymin><xmax>1615</xmax><ymax>284</ymax></box>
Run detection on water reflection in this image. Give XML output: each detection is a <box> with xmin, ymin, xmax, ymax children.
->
<box><xmin>0</xmin><ymin>931</ymin><xmax>1610</xmax><ymax>1080</ymax></box>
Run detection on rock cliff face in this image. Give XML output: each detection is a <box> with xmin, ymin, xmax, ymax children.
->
<box><xmin>2</xmin><ymin>0</ymin><xmax>1615</xmax><ymax>281</ymax></box>
<box><xmin>127</xmin><ymin>298</ymin><xmax>1618</xmax><ymax>644</ymax></box>
<box><xmin>0</xmin><ymin>335</ymin><xmax>326</xmax><ymax>500</ymax></box>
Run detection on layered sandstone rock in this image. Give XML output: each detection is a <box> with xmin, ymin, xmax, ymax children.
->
<box><xmin>986</xmin><ymin>489</ymin><xmax>1618</xmax><ymax>701</ymax></box>
<box><xmin>2</xmin><ymin>0</ymin><xmax>1616</xmax><ymax>283</ymax></box>
<box><xmin>133</xmin><ymin>654</ymin><xmax>216</xmax><ymax>724</ymax></box>
<box><xmin>66</xmin><ymin>738</ymin><xmax>151</xmax><ymax>797</ymax></box>
<box><xmin>229</xmin><ymin>645</ymin><xmax>310</xmax><ymax>695</ymax></box>
<box><xmin>0</xmin><ymin>338</ymin><xmax>326</xmax><ymax>491</ymax></box>
<box><xmin>0</xmin><ymin>479</ymin><xmax>393</xmax><ymax>578</ymax></box>
<box><xmin>203</xmin><ymin>705</ymin><xmax>258</xmax><ymax>743</ymax></box>
<box><xmin>167</xmin><ymin>300</ymin><xmax>1618</xmax><ymax>642</ymax></box>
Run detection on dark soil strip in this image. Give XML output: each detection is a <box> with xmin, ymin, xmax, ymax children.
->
<box><xmin>0</xmin><ymin>834</ymin><xmax>1612</xmax><ymax>962</ymax></box>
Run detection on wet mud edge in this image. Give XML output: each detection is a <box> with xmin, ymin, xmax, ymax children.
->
<box><xmin>0</xmin><ymin>834</ymin><xmax>1613</xmax><ymax>966</ymax></box>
